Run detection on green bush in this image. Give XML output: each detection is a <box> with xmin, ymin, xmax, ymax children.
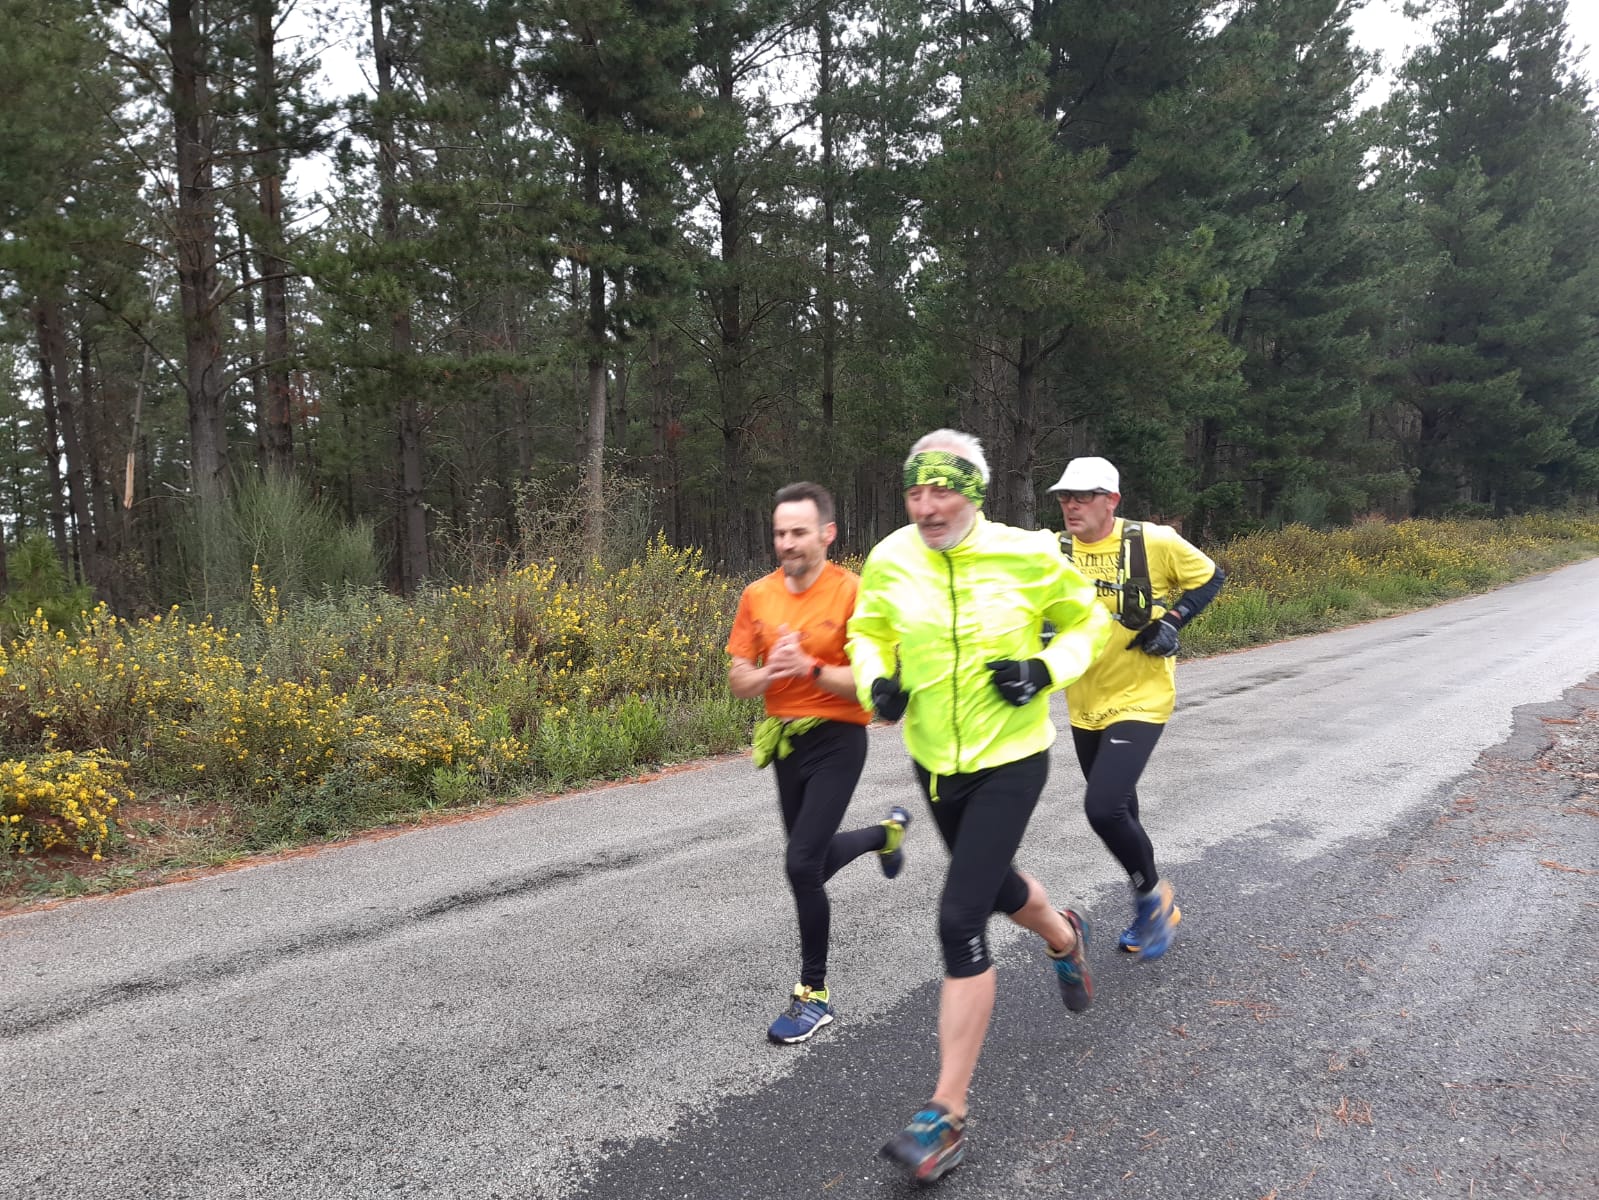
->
<box><xmin>171</xmin><ymin>473</ymin><xmax>381</xmax><ymax>615</ymax></box>
<box><xmin>1</xmin><ymin>532</ymin><xmax>93</xmax><ymax>638</ymax></box>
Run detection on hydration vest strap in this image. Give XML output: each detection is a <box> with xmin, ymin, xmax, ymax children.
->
<box><xmin>1119</xmin><ymin>522</ymin><xmax>1153</xmax><ymax>630</ymax></box>
<box><xmin>1059</xmin><ymin>521</ymin><xmax>1153</xmax><ymax>629</ymax></box>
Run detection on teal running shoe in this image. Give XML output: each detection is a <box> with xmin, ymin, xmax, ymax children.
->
<box><xmin>1048</xmin><ymin>907</ymin><xmax>1093</xmax><ymax>1012</ymax></box>
<box><xmin>880</xmin><ymin>1103</ymin><xmax>966</xmax><ymax>1182</ymax></box>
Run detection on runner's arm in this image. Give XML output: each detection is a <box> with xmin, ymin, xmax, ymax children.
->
<box><xmin>1166</xmin><ymin>568</ymin><xmax>1225</xmax><ymax>628</ymax></box>
<box><xmin>764</xmin><ymin>636</ymin><xmax>860</xmax><ymax>700</ymax></box>
<box><xmin>845</xmin><ymin>606</ymin><xmax>897</xmax><ymax>711</ymax></box>
<box><xmin>1037</xmin><ymin>558</ymin><xmax>1115</xmax><ymax>688</ymax></box>
<box><xmin>728</xmin><ymin>654</ymin><xmax>774</xmax><ymax>698</ymax></box>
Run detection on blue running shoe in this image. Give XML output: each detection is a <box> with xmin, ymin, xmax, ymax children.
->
<box><xmin>1120</xmin><ymin>881</ymin><xmax>1179</xmax><ymax>960</ymax></box>
<box><xmin>1118</xmin><ymin>899</ymin><xmax>1182</xmax><ymax>953</ymax></box>
<box><xmin>1047</xmin><ymin>907</ymin><xmax>1093</xmax><ymax>1012</ymax></box>
<box><xmin>767</xmin><ymin>985</ymin><xmax>834</xmax><ymax>1044</ymax></box>
<box><xmin>880</xmin><ymin>1103</ymin><xmax>966</xmax><ymax>1182</ymax></box>
<box><xmin>878</xmin><ymin>805</ymin><xmax>912</xmax><ymax>879</ymax></box>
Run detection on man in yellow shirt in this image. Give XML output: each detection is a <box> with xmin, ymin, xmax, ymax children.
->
<box><xmin>1049</xmin><ymin>456</ymin><xmax>1225</xmax><ymax>960</ymax></box>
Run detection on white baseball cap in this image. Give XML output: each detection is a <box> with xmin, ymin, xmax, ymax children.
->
<box><xmin>1047</xmin><ymin>456</ymin><xmax>1119</xmax><ymax>494</ymax></box>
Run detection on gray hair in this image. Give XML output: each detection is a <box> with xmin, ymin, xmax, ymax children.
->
<box><xmin>907</xmin><ymin>429</ymin><xmax>990</xmax><ymax>484</ymax></box>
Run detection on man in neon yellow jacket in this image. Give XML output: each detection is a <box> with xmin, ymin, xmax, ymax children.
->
<box><xmin>847</xmin><ymin>429</ymin><xmax>1114</xmax><ymax>1183</ymax></box>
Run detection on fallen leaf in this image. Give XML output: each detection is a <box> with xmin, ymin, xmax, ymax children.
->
<box><xmin>1539</xmin><ymin>860</ymin><xmax>1597</xmax><ymax>875</ymax></box>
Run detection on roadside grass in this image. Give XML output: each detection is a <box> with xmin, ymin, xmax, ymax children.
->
<box><xmin>1182</xmin><ymin>514</ymin><xmax>1599</xmax><ymax>655</ymax></box>
<box><xmin>4</xmin><ymin>513</ymin><xmax>1597</xmax><ymax>905</ymax></box>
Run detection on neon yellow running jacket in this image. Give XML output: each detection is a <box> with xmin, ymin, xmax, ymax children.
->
<box><xmin>847</xmin><ymin>515</ymin><xmax>1113</xmax><ymax>777</ymax></box>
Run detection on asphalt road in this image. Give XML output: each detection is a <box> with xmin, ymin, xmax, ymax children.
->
<box><xmin>4</xmin><ymin>560</ymin><xmax>1598</xmax><ymax>1200</ymax></box>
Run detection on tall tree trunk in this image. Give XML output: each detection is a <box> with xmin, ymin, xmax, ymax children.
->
<box><xmin>77</xmin><ymin>321</ymin><xmax>115</xmax><ymax>558</ymax></box>
<box><xmin>818</xmin><ymin>1</ymin><xmax>837</xmax><ymax>434</ymax></box>
<box><xmin>36</xmin><ymin>296</ymin><xmax>106</xmax><ymax>592</ymax></box>
<box><xmin>371</xmin><ymin>0</ymin><xmax>428</xmax><ymax>590</ymax></box>
<box><xmin>1194</xmin><ymin>415</ymin><xmax>1222</xmax><ymax>539</ymax></box>
<box><xmin>647</xmin><ymin>332</ymin><xmax>681</xmax><ymax>544</ymax></box>
<box><xmin>237</xmin><ymin>211</ymin><xmax>267</xmax><ymax>472</ymax></box>
<box><xmin>1011</xmin><ymin>335</ymin><xmax>1040</xmax><ymax>528</ymax></box>
<box><xmin>35</xmin><ymin>338</ymin><xmax>70</xmax><ymax>560</ymax></box>
<box><xmin>169</xmin><ymin>0</ymin><xmax>229</xmax><ymax>504</ymax></box>
<box><xmin>713</xmin><ymin>52</ymin><xmax>748</xmax><ymax>564</ymax></box>
<box><xmin>581</xmin><ymin>142</ymin><xmax>608</xmax><ymax>564</ymax></box>
<box><xmin>254</xmin><ymin>0</ymin><xmax>293</xmax><ymax>476</ymax></box>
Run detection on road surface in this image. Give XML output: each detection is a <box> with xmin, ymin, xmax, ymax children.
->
<box><xmin>4</xmin><ymin>560</ymin><xmax>1598</xmax><ymax>1199</ymax></box>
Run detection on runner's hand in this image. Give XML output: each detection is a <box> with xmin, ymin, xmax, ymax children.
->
<box><xmin>1127</xmin><ymin>617</ymin><xmax>1180</xmax><ymax>657</ymax></box>
<box><xmin>765</xmin><ymin>631</ymin><xmax>808</xmax><ymax>678</ymax></box>
<box><xmin>984</xmin><ymin>658</ymin><xmax>1051</xmax><ymax>706</ymax></box>
<box><xmin>870</xmin><ymin>677</ymin><xmax>910</xmax><ymax>721</ymax></box>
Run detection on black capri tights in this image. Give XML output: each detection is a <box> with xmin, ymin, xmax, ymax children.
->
<box><xmin>913</xmin><ymin>751</ymin><xmax>1048</xmax><ymax>979</ymax></box>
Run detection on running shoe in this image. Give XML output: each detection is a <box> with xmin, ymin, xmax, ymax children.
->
<box><xmin>1047</xmin><ymin>907</ymin><xmax>1093</xmax><ymax>1012</ymax></box>
<box><xmin>767</xmin><ymin>984</ymin><xmax>833</xmax><ymax>1044</ymax></box>
<box><xmin>878</xmin><ymin>805</ymin><xmax>912</xmax><ymax>879</ymax></box>
<box><xmin>1119</xmin><ymin>881</ymin><xmax>1179</xmax><ymax>960</ymax></box>
<box><xmin>1118</xmin><ymin>901</ymin><xmax>1182</xmax><ymax>953</ymax></box>
<box><xmin>880</xmin><ymin>1103</ymin><xmax>966</xmax><ymax>1182</ymax></box>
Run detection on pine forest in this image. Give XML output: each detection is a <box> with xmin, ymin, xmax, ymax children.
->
<box><xmin>5</xmin><ymin>0</ymin><xmax>1599</xmax><ymax>613</ymax></box>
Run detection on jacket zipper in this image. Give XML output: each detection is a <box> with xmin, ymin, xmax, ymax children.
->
<box><xmin>943</xmin><ymin>552</ymin><xmax>962</xmax><ymax>771</ymax></box>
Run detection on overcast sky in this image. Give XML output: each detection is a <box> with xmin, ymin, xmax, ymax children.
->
<box><xmin>286</xmin><ymin>2</ymin><xmax>1599</xmax><ymax>205</ymax></box>
<box><xmin>295</xmin><ymin>2</ymin><xmax>1599</xmax><ymax>112</ymax></box>
<box><xmin>1348</xmin><ymin>0</ymin><xmax>1598</xmax><ymax>99</ymax></box>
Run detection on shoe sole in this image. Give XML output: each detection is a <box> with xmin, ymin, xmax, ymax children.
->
<box><xmin>916</xmin><ymin>1145</ymin><xmax>965</xmax><ymax>1182</ymax></box>
<box><xmin>879</xmin><ymin>1138</ymin><xmax>965</xmax><ymax>1182</ymax></box>
<box><xmin>1118</xmin><ymin>904</ymin><xmax>1182</xmax><ymax>954</ymax></box>
<box><xmin>767</xmin><ymin>1011</ymin><xmax>833</xmax><ymax>1044</ymax></box>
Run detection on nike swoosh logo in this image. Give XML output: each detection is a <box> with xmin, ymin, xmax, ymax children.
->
<box><xmin>1109</xmin><ymin>738</ymin><xmax>1130</xmax><ymax>745</ymax></box>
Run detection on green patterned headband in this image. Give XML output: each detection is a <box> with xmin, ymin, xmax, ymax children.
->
<box><xmin>903</xmin><ymin>450</ymin><xmax>986</xmax><ymax>503</ymax></box>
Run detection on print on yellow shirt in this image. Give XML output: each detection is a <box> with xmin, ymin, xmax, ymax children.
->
<box><xmin>1064</xmin><ymin>519</ymin><xmax>1216</xmax><ymax>731</ymax></box>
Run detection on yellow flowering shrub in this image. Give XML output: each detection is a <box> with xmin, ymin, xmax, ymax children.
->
<box><xmin>359</xmin><ymin>685</ymin><xmax>487</xmax><ymax>784</ymax></box>
<box><xmin>1186</xmin><ymin>514</ymin><xmax>1599</xmax><ymax>653</ymax></box>
<box><xmin>10</xmin><ymin>519</ymin><xmax>1596</xmax><ymax>865</ymax></box>
<box><xmin>0</xmin><ymin>536</ymin><xmax>756</xmax><ymax>863</ymax></box>
<box><xmin>1215</xmin><ymin>517</ymin><xmax>1599</xmax><ymax>608</ymax></box>
<box><xmin>0</xmin><ymin>605</ymin><xmax>153</xmax><ymax>752</ymax></box>
<box><xmin>0</xmin><ymin>750</ymin><xmax>127</xmax><ymax>859</ymax></box>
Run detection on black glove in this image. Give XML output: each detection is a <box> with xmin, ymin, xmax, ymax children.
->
<box><xmin>870</xmin><ymin>676</ymin><xmax>910</xmax><ymax>721</ymax></box>
<box><xmin>1127</xmin><ymin>617</ymin><xmax>1180</xmax><ymax>657</ymax></box>
<box><xmin>984</xmin><ymin>658</ymin><xmax>1051</xmax><ymax>706</ymax></box>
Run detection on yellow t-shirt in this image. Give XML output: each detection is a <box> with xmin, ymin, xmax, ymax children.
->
<box><xmin>1065</xmin><ymin>518</ymin><xmax>1216</xmax><ymax>730</ymax></box>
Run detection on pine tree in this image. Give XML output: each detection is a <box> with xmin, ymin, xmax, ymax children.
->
<box><xmin>1213</xmin><ymin>0</ymin><xmax>1392</xmax><ymax>530</ymax></box>
<box><xmin>0</xmin><ymin>0</ymin><xmax>143</xmax><ymax>596</ymax></box>
<box><xmin>1377</xmin><ymin>0</ymin><xmax>1599</xmax><ymax>513</ymax></box>
<box><xmin>916</xmin><ymin>0</ymin><xmax>1247</xmax><ymax>527</ymax></box>
<box><xmin>522</xmin><ymin>0</ymin><xmax>704</xmax><ymax>561</ymax></box>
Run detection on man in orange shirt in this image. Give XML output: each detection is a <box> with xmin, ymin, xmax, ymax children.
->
<box><xmin>728</xmin><ymin>481</ymin><xmax>910</xmax><ymax>1044</ymax></box>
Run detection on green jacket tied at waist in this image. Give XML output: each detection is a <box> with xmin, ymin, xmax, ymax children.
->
<box><xmin>752</xmin><ymin>715</ymin><xmax>826</xmax><ymax>768</ymax></box>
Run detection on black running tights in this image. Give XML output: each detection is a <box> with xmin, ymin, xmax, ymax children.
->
<box><xmin>773</xmin><ymin>720</ymin><xmax>882</xmax><ymax>990</ymax></box>
<box><xmin>914</xmin><ymin>751</ymin><xmax>1047</xmax><ymax>979</ymax></box>
<box><xmin>1071</xmin><ymin>721</ymin><xmax>1163</xmax><ymax>892</ymax></box>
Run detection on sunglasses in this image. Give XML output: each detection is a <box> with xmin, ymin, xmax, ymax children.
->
<box><xmin>1056</xmin><ymin>490</ymin><xmax>1109</xmax><ymax>504</ymax></box>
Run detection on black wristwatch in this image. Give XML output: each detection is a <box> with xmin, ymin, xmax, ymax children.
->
<box><xmin>810</xmin><ymin>661</ymin><xmax>823</xmax><ymax>680</ymax></box>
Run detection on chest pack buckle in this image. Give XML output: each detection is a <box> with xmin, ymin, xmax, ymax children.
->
<box><xmin>1059</xmin><ymin>521</ymin><xmax>1153</xmax><ymax>630</ymax></box>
